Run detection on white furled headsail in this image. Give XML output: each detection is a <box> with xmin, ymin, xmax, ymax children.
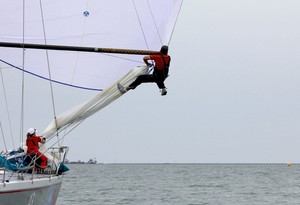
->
<box><xmin>0</xmin><ymin>0</ymin><xmax>183</xmax><ymax>91</ymax></box>
<box><xmin>42</xmin><ymin>66</ymin><xmax>148</xmax><ymax>138</ymax></box>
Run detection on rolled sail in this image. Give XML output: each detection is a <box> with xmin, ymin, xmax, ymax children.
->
<box><xmin>42</xmin><ymin>66</ymin><xmax>148</xmax><ymax>138</ymax></box>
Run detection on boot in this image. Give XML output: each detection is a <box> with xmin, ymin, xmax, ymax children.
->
<box><xmin>161</xmin><ymin>88</ymin><xmax>167</xmax><ymax>96</ymax></box>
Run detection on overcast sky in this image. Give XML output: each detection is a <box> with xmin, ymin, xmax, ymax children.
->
<box><xmin>1</xmin><ymin>0</ymin><xmax>300</xmax><ymax>163</ymax></box>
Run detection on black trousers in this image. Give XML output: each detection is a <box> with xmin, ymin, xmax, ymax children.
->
<box><xmin>129</xmin><ymin>72</ymin><xmax>166</xmax><ymax>89</ymax></box>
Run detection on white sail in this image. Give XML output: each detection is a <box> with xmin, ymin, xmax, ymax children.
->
<box><xmin>0</xmin><ymin>0</ymin><xmax>183</xmax><ymax>90</ymax></box>
<box><xmin>0</xmin><ymin>1</ymin><xmax>182</xmax><ymax>204</ymax></box>
<box><xmin>0</xmin><ymin>0</ymin><xmax>183</xmax><ymax>139</ymax></box>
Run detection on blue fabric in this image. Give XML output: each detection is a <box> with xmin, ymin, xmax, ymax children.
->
<box><xmin>0</xmin><ymin>155</ymin><xmax>30</xmax><ymax>171</ymax></box>
<box><xmin>0</xmin><ymin>154</ymin><xmax>69</xmax><ymax>173</ymax></box>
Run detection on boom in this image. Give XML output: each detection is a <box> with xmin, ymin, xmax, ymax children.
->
<box><xmin>0</xmin><ymin>42</ymin><xmax>160</xmax><ymax>55</ymax></box>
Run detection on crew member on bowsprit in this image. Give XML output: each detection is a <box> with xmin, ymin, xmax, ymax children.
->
<box><xmin>118</xmin><ymin>45</ymin><xmax>171</xmax><ymax>96</ymax></box>
<box><xmin>26</xmin><ymin>128</ymin><xmax>47</xmax><ymax>169</ymax></box>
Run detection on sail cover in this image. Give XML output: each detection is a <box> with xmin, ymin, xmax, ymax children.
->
<box><xmin>0</xmin><ymin>0</ymin><xmax>183</xmax><ymax>91</ymax></box>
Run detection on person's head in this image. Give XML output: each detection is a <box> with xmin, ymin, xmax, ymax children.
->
<box><xmin>27</xmin><ymin>128</ymin><xmax>36</xmax><ymax>137</ymax></box>
<box><xmin>160</xmin><ymin>45</ymin><xmax>168</xmax><ymax>55</ymax></box>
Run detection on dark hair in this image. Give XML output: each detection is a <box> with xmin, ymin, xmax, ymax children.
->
<box><xmin>160</xmin><ymin>45</ymin><xmax>168</xmax><ymax>54</ymax></box>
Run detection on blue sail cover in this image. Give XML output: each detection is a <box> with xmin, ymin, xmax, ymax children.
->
<box><xmin>0</xmin><ymin>154</ymin><xmax>69</xmax><ymax>173</ymax></box>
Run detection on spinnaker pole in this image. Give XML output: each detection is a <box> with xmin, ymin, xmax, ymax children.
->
<box><xmin>0</xmin><ymin>42</ymin><xmax>160</xmax><ymax>55</ymax></box>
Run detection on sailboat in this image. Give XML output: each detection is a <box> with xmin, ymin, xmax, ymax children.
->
<box><xmin>0</xmin><ymin>1</ymin><xmax>183</xmax><ymax>204</ymax></box>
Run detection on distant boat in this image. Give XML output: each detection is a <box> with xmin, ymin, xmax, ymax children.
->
<box><xmin>0</xmin><ymin>0</ymin><xmax>183</xmax><ymax>204</ymax></box>
<box><xmin>64</xmin><ymin>158</ymin><xmax>97</xmax><ymax>164</ymax></box>
<box><xmin>87</xmin><ymin>159</ymin><xmax>97</xmax><ymax>164</ymax></box>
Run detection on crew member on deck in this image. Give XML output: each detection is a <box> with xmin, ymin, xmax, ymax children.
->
<box><xmin>118</xmin><ymin>45</ymin><xmax>171</xmax><ymax>96</ymax></box>
<box><xmin>26</xmin><ymin>128</ymin><xmax>48</xmax><ymax>169</ymax></box>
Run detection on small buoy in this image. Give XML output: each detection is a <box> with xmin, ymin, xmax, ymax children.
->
<box><xmin>287</xmin><ymin>162</ymin><xmax>292</xmax><ymax>167</ymax></box>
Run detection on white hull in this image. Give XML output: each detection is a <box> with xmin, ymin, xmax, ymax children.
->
<box><xmin>0</xmin><ymin>173</ymin><xmax>63</xmax><ymax>205</ymax></box>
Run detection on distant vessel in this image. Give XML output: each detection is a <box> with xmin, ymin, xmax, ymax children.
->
<box><xmin>64</xmin><ymin>158</ymin><xmax>97</xmax><ymax>164</ymax></box>
<box><xmin>0</xmin><ymin>1</ymin><xmax>183</xmax><ymax>204</ymax></box>
<box><xmin>87</xmin><ymin>159</ymin><xmax>97</xmax><ymax>164</ymax></box>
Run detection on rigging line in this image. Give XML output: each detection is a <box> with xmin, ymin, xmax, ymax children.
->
<box><xmin>0</xmin><ymin>58</ymin><xmax>143</xmax><ymax>91</ymax></box>
<box><xmin>46</xmin><ymin>120</ymin><xmax>81</xmax><ymax>145</ymax></box>
<box><xmin>0</xmin><ymin>122</ymin><xmax>8</xmax><ymax>152</ymax></box>
<box><xmin>0</xmin><ymin>66</ymin><xmax>15</xmax><ymax>149</ymax></box>
<box><xmin>146</xmin><ymin>0</ymin><xmax>162</xmax><ymax>45</ymax></box>
<box><xmin>20</xmin><ymin>0</ymin><xmax>26</xmax><ymax>145</ymax></box>
<box><xmin>167</xmin><ymin>0</ymin><xmax>184</xmax><ymax>46</ymax></box>
<box><xmin>40</xmin><ymin>114</ymin><xmax>86</xmax><ymax>152</ymax></box>
<box><xmin>70</xmin><ymin>1</ymin><xmax>91</xmax><ymax>86</ymax></box>
<box><xmin>0</xmin><ymin>59</ymin><xmax>102</xmax><ymax>91</ymax></box>
<box><xmin>59</xmin><ymin>127</ymin><xmax>68</xmax><ymax>146</ymax></box>
<box><xmin>132</xmin><ymin>0</ymin><xmax>150</xmax><ymax>50</ymax></box>
<box><xmin>39</xmin><ymin>0</ymin><xmax>60</xmax><ymax>145</ymax></box>
<box><xmin>70</xmin><ymin>9</ymin><xmax>87</xmax><ymax>87</ymax></box>
<box><xmin>102</xmin><ymin>53</ymin><xmax>143</xmax><ymax>64</ymax></box>
<box><xmin>41</xmin><ymin>126</ymin><xmax>74</xmax><ymax>155</ymax></box>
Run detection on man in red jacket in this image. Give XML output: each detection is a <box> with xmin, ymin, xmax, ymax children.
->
<box><xmin>118</xmin><ymin>45</ymin><xmax>171</xmax><ymax>96</ymax></box>
<box><xmin>26</xmin><ymin>128</ymin><xmax>48</xmax><ymax>169</ymax></box>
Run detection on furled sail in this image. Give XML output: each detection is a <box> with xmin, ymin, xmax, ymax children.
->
<box><xmin>42</xmin><ymin>66</ymin><xmax>148</xmax><ymax>138</ymax></box>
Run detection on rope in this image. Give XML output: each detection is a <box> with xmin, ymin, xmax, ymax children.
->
<box><xmin>0</xmin><ymin>122</ymin><xmax>8</xmax><ymax>152</ymax></box>
<box><xmin>101</xmin><ymin>53</ymin><xmax>143</xmax><ymax>64</ymax></box>
<box><xmin>167</xmin><ymin>0</ymin><xmax>184</xmax><ymax>46</ymax></box>
<box><xmin>70</xmin><ymin>1</ymin><xmax>90</xmax><ymax>86</ymax></box>
<box><xmin>132</xmin><ymin>0</ymin><xmax>150</xmax><ymax>50</ymax></box>
<box><xmin>0</xmin><ymin>58</ymin><xmax>103</xmax><ymax>91</ymax></box>
<box><xmin>39</xmin><ymin>0</ymin><xmax>60</xmax><ymax>146</ymax></box>
<box><xmin>146</xmin><ymin>0</ymin><xmax>163</xmax><ymax>45</ymax></box>
<box><xmin>20</xmin><ymin>0</ymin><xmax>26</xmax><ymax>146</ymax></box>
<box><xmin>0</xmin><ymin>67</ymin><xmax>15</xmax><ymax>149</ymax></box>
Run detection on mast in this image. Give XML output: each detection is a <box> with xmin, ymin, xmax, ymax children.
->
<box><xmin>0</xmin><ymin>42</ymin><xmax>160</xmax><ymax>55</ymax></box>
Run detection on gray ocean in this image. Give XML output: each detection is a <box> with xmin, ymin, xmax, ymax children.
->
<box><xmin>56</xmin><ymin>164</ymin><xmax>300</xmax><ymax>205</ymax></box>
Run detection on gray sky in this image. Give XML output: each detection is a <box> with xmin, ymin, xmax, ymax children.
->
<box><xmin>1</xmin><ymin>0</ymin><xmax>300</xmax><ymax>163</ymax></box>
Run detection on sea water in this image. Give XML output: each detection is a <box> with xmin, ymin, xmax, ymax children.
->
<box><xmin>56</xmin><ymin>164</ymin><xmax>300</xmax><ymax>205</ymax></box>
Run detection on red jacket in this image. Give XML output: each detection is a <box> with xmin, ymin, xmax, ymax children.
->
<box><xmin>149</xmin><ymin>54</ymin><xmax>171</xmax><ymax>71</ymax></box>
<box><xmin>26</xmin><ymin>136</ymin><xmax>42</xmax><ymax>154</ymax></box>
